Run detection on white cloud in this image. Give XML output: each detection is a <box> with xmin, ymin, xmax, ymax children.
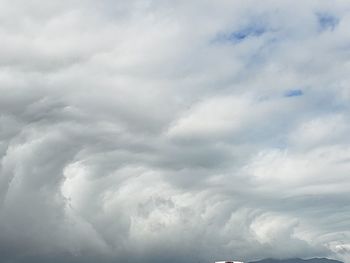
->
<box><xmin>1</xmin><ymin>1</ymin><xmax>350</xmax><ymax>263</ymax></box>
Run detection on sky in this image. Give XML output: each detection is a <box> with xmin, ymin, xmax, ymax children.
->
<box><xmin>1</xmin><ymin>1</ymin><xmax>350</xmax><ymax>263</ymax></box>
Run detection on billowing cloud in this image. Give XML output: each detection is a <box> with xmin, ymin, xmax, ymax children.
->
<box><xmin>1</xmin><ymin>1</ymin><xmax>350</xmax><ymax>263</ymax></box>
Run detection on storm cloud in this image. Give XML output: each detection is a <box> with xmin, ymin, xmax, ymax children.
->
<box><xmin>1</xmin><ymin>1</ymin><xmax>350</xmax><ymax>263</ymax></box>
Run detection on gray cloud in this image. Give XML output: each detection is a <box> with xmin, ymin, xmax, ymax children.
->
<box><xmin>1</xmin><ymin>1</ymin><xmax>350</xmax><ymax>263</ymax></box>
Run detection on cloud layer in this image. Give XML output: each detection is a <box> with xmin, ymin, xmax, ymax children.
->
<box><xmin>1</xmin><ymin>1</ymin><xmax>350</xmax><ymax>263</ymax></box>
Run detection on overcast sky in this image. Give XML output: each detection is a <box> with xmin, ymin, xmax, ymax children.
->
<box><xmin>1</xmin><ymin>1</ymin><xmax>350</xmax><ymax>263</ymax></box>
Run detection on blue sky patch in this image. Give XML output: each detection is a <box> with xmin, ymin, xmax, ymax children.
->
<box><xmin>216</xmin><ymin>24</ymin><xmax>266</xmax><ymax>43</ymax></box>
<box><xmin>317</xmin><ymin>13</ymin><xmax>339</xmax><ymax>31</ymax></box>
<box><xmin>229</xmin><ymin>26</ymin><xmax>265</xmax><ymax>41</ymax></box>
<box><xmin>284</xmin><ymin>89</ymin><xmax>303</xmax><ymax>97</ymax></box>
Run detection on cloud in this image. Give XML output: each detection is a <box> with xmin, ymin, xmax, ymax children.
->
<box><xmin>1</xmin><ymin>1</ymin><xmax>350</xmax><ymax>263</ymax></box>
